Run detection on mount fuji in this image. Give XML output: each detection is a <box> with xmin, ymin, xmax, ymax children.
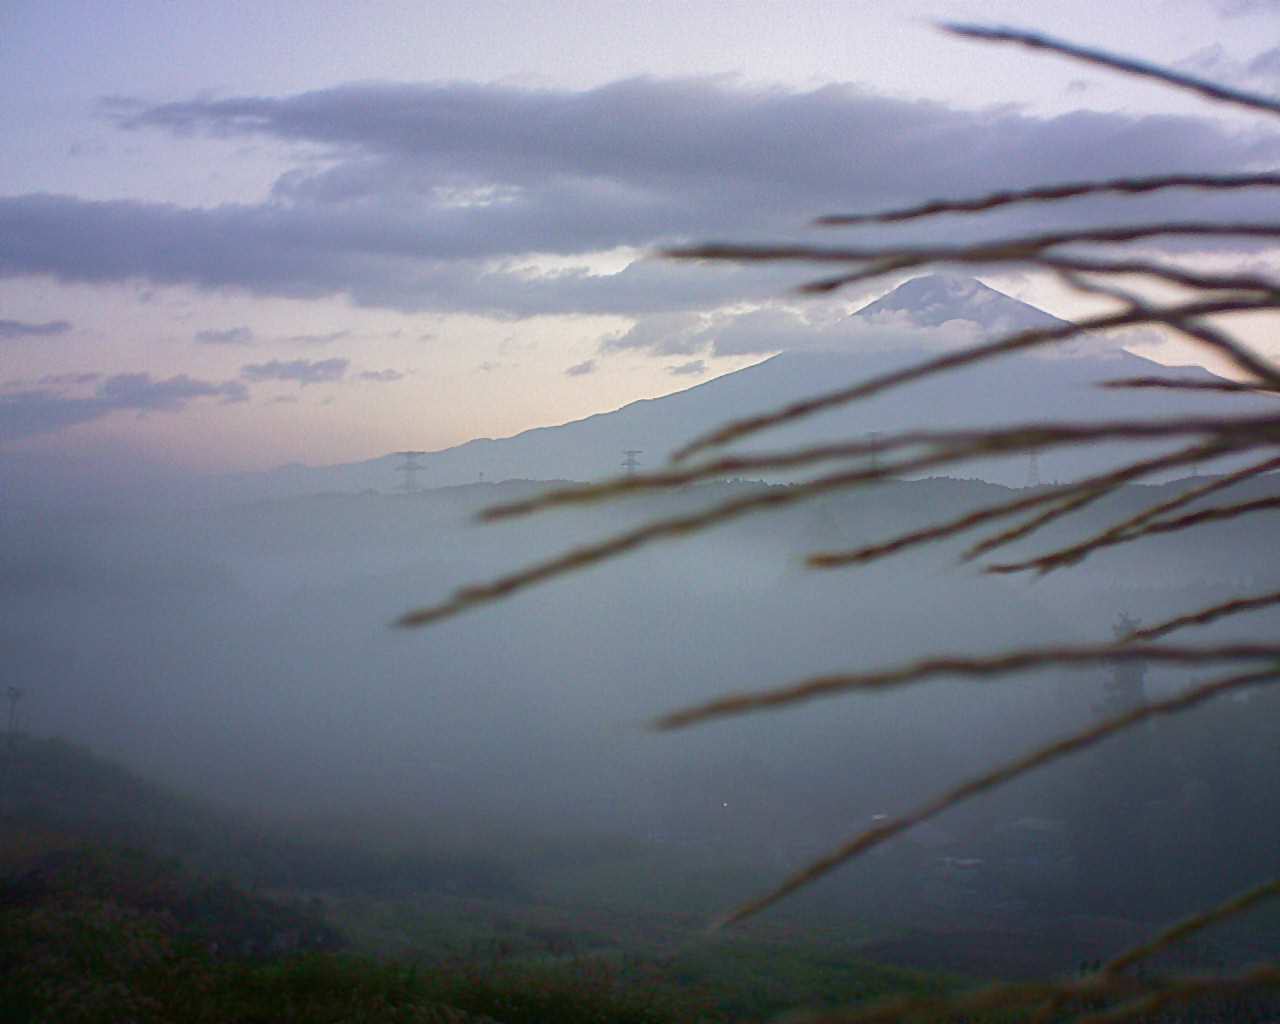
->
<box><xmin>203</xmin><ymin>274</ymin><xmax>1266</xmax><ymax>501</ymax></box>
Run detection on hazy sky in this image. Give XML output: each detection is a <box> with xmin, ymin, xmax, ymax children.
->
<box><xmin>3</xmin><ymin>0</ymin><xmax>1278</xmax><ymax>473</ymax></box>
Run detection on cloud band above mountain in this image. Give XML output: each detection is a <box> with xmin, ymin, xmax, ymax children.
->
<box><xmin>2</xmin><ymin>77</ymin><xmax>1277</xmax><ymax>319</ymax></box>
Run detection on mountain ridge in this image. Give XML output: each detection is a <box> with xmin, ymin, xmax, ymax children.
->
<box><xmin>6</xmin><ymin>275</ymin><xmax>1268</xmax><ymax>508</ymax></box>
<box><xmin>219</xmin><ymin>274</ymin><xmax>1261</xmax><ymax>498</ymax></box>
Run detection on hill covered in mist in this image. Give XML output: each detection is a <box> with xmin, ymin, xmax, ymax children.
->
<box><xmin>6</xmin><ymin>276</ymin><xmax>1271</xmax><ymax>511</ymax></box>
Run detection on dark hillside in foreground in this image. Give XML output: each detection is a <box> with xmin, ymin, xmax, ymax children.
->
<box><xmin>0</xmin><ymin>735</ymin><xmax>526</xmax><ymax>901</ymax></box>
<box><xmin>3</xmin><ymin>734</ymin><xmax>1279</xmax><ymax>1022</ymax></box>
<box><xmin>0</xmin><ymin>736</ymin><xmax>963</xmax><ymax>1022</ymax></box>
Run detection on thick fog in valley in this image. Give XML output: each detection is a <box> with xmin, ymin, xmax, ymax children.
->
<box><xmin>6</xmin><ymin>459</ymin><xmax>1279</xmax><ymax>930</ymax></box>
<box><xmin>5</xmin><ymin>278</ymin><xmax>1279</xmax><ymax>996</ymax></box>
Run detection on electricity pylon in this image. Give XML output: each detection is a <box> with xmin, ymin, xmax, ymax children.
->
<box><xmin>394</xmin><ymin>451</ymin><xmax>428</xmax><ymax>493</ymax></box>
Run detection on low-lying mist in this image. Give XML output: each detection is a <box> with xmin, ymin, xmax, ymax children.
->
<box><xmin>4</xmin><ymin>473</ymin><xmax>1278</xmax><ymax>928</ymax></box>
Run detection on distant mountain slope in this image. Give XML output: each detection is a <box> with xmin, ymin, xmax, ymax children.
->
<box><xmin>217</xmin><ymin>274</ymin><xmax>1267</xmax><ymax>500</ymax></box>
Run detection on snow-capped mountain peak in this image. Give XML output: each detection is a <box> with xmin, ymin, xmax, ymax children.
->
<box><xmin>852</xmin><ymin>274</ymin><xmax>1067</xmax><ymax>333</ymax></box>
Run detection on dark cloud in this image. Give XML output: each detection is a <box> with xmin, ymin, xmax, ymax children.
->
<box><xmin>41</xmin><ymin>372</ymin><xmax>101</xmax><ymax>387</ymax></box>
<box><xmin>0</xmin><ymin>319</ymin><xmax>72</xmax><ymax>339</ymax></box>
<box><xmin>565</xmin><ymin>359</ymin><xmax>596</xmax><ymax>377</ymax></box>
<box><xmin>0</xmin><ymin>373</ymin><xmax>247</xmax><ymax>442</ymax></box>
<box><xmin>667</xmin><ymin>359</ymin><xmax>707</xmax><ymax>376</ymax></box>
<box><xmin>285</xmin><ymin>329</ymin><xmax>350</xmax><ymax>345</ymax></box>
<box><xmin>194</xmin><ymin>325</ymin><xmax>254</xmax><ymax>345</ymax></box>
<box><xmin>357</xmin><ymin>368</ymin><xmax>404</xmax><ymax>383</ymax></box>
<box><xmin>96</xmin><ymin>372</ymin><xmax>248</xmax><ymax>409</ymax></box>
<box><xmin>240</xmin><ymin>357</ymin><xmax>349</xmax><ymax>386</ymax></box>
<box><xmin>2</xmin><ymin>78</ymin><xmax>1275</xmax><ymax>317</ymax></box>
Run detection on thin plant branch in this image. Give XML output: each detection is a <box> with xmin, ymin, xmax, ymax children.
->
<box><xmin>670</xmin><ymin>225</ymin><xmax>1280</xmax><ymax>268</ymax></box>
<box><xmin>485</xmin><ymin>417</ymin><xmax>1275</xmax><ymax>524</ymax></box>
<box><xmin>1124</xmin><ymin>589</ymin><xmax>1280</xmax><ymax>642</ymax></box>
<box><xmin>655</xmin><ymin>643</ymin><xmax>1280</xmax><ymax>730</ymax></box>
<box><xmin>965</xmin><ymin>483</ymin><xmax>1145</xmax><ymax>563</ymax></box>
<box><xmin>802</xmin><ymin>253</ymin><xmax>1280</xmax><ymax>301</ymax></box>
<box><xmin>987</xmin><ymin>487</ymin><xmax>1280</xmax><ymax>575</ymax></box>
<box><xmin>403</xmin><ymin>428</ymin><xmax>1276</xmax><ymax>629</ymax></box>
<box><xmin>1104</xmin><ymin>877</ymin><xmax>1280</xmax><ymax>974</ymax></box>
<box><xmin>1034</xmin><ymin>255</ymin><xmax>1280</xmax><ymax>298</ymax></box>
<box><xmin>398</xmin><ymin>27</ymin><xmax>1280</xmax><ymax>998</ymax></box>
<box><xmin>956</xmin><ymin>438</ymin><xmax>1237</xmax><ymax>562</ymax></box>
<box><xmin>1102</xmin><ymin>376</ymin><xmax>1280</xmax><ymax>393</ymax></box>
<box><xmin>399</xmin><ymin>446</ymin><xmax>978</xmax><ymax>628</ymax></box>
<box><xmin>815</xmin><ymin>174</ymin><xmax>1280</xmax><ymax>226</ymax></box>
<box><xmin>705</xmin><ymin>668</ymin><xmax>1280</xmax><ymax>928</ymax></box>
<box><xmin>808</xmin><ymin>441</ymin><xmax>1230</xmax><ymax>569</ymax></box>
<box><xmin>943</xmin><ymin>23</ymin><xmax>1280</xmax><ymax>118</ymax></box>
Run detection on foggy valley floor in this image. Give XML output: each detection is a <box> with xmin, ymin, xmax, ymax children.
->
<box><xmin>3</xmin><ymin>475</ymin><xmax>1279</xmax><ymax>1019</ymax></box>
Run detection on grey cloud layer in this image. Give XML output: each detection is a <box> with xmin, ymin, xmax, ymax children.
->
<box><xmin>240</xmin><ymin>358</ymin><xmax>349</xmax><ymax>386</ymax></box>
<box><xmin>195</xmin><ymin>325</ymin><xmax>254</xmax><ymax>345</ymax></box>
<box><xmin>606</xmin><ymin>305</ymin><xmax>987</xmax><ymax>359</ymax></box>
<box><xmin>357</xmin><ymin>368</ymin><xmax>404</xmax><ymax>383</ymax></box>
<box><xmin>0</xmin><ymin>319</ymin><xmax>72</xmax><ymax>339</ymax></box>
<box><xmin>3</xmin><ymin>78</ymin><xmax>1277</xmax><ymax>317</ymax></box>
<box><xmin>0</xmin><ymin>373</ymin><xmax>247</xmax><ymax>442</ymax></box>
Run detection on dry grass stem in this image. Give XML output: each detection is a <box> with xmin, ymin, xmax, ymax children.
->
<box><xmin>655</xmin><ymin>643</ymin><xmax>1280</xmax><ymax>730</ymax></box>
<box><xmin>982</xmin><ymin>454</ymin><xmax>1280</xmax><ymax>574</ymax></box>
<box><xmin>815</xmin><ymin>174</ymin><xmax>1280</xmax><ymax>226</ymax></box>
<box><xmin>487</xmin><ymin>418</ymin><xmax>1273</xmax><ymax>525</ymax></box>
<box><xmin>669</xmin><ymin>226</ymin><xmax>1280</xmax><ymax>269</ymax></box>
<box><xmin>401</xmin><ymin>448</ymin><xmax>976</xmax><ymax>627</ymax></box>
<box><xmin>807</xmin><ymin>484</ymin><xmax>1082</xmax><ymax>568</ymax></box>
<box><xmin>1101</xmin><ymin>376</ymin><xmax>1280</xmax><ymax>393</ymax></box>
<box><xmin>964</xmin><ymin>486</ymin><xmax>1138</xmax><ymax>562</ymax></box>
<box><xmin>1124</xmin><ymin>589</ymin><xmax>1280</xmax><ymax>642</ymax></box>
<box><xmin>710</xmin><ymin>668</ymin><xmax>1280</xmax><ymax>927</ymax></box>
<box><xmin>1103</xmin><ymin>878</ymin><xmax>1280</xmax><ymax>974</ymax></box>
<box><xmin>400</xmin><ymin>26</ymin><xmax>1280</xmax><ymax>1010</ymax></box>
<box><xmin>987</xmin><ymin>491</ymin><xmax>1280</xmax><ymax>575</ymax></box>
<box><xmin>807</xmin><ymin>442</ymin><xmax>1230</xmax><ymax>569</ymax></box>
<box><xmin>405</xmin><ymin>435</ymin><xmax>1274</xmax><ymax>630</ymax></box>
<box><xmin>956</xmin><ymin>441</ymin><xmax>1234</xmax><ymax>561</ymax></box>
<box><xmin>1035</xmin><ymin>255</ymin><xmax>1280</xmax><ymax>298</ymax></box>
<box><xmin>943</xmin><ymin>24</ymin><xmax>1280</xmax><ymax>117</ymax></box>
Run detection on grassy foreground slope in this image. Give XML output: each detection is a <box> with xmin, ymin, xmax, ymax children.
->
<box><xmin>0</xmin><ymin>735</ymin><xmax>959</xmax><ymax>1022</ymax></box>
